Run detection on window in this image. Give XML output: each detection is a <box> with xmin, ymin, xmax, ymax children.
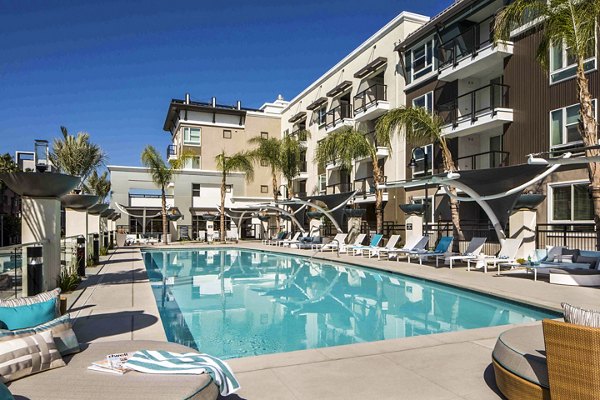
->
<box><xmin>316</xmin><ymin>107</ymin><xmax>327</xmax><ymax>126</ymax></box>
<box><xmin>550</xmin><ymin>39</ymin><xmax>596</xmax><ymax>84</ymax></box>
<box><xmin>261</xmin><ymin>132</ymin><xmax>269</xmax><ymax>139</ymax></box>
<box><xmin>192</xmin><ymin>184</ymin><xmax>201</xmax><ymax>197</ymax></box>
<box><xmin>260</xmin><ymin>185</ymin><xmax>269</xmax><ymax>193</ymax></box>
<box><xmin>184</xmin><ymin>156</ymin><xmax>201</xmax><ymax>169</ymax></box>
<box><xmin>183</xmin><ymin>127</ymin><xmax>201</xmax><ymax>145</ymax></box>
<box><xmin>226</xmin><ymin>184</ymin><xmax>232</xmax><ymax>193</ymax></box>
<box><xmin>223</xmin><ymin>130</ymin><xmax>232</xmax><ymax>139</ymax></box>
<box><xmin>405</xmin><ymin>38</ymin><xmax>435</xmax><ymax>84</ymax></box>
<box><xmin>412</xmin><ymin>144</ymin><xmax>433</xmax><ymax>176</ymax></box>
<box><xmin>550</xmin><ymin>100</ymin><xmax>596</xmax><ymax>148</ymax></box>
<box><xmin>318</xmin><ymin>174</ymin><xmax>326</xmax><ymax>194</ymax></box>
<box><xmin>260</xmin><ymin>159</ymin><xmax>268</xmax><ymax>167</ymax></box>
<box><xmin>412</xmin><ymin>196</ymin><xmax>434</xmax><ymax>224</ymax></box>
<box><xmin>551</xmin><ymin>182</ymin><xmax>593</xmax><ymax>222</ymax></box>
<box><xmin>412</xmin><ymin>92</ymin><xmax>433</xmax><ymax>113</ymax></box>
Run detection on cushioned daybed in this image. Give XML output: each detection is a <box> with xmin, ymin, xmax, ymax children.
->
<box><xmin>7</xmin><ymin>340</ymin><xmax>219</xmax><ymax>400</ymax></box>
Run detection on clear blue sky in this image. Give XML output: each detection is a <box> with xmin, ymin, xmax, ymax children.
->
<box><xmin>0</xmin><ymin>0</ymin><xmax>445</xmax><ymax>167</ymax></box>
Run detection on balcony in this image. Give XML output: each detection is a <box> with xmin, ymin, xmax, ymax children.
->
<box><xmin>325</xmin><ymin>104</ymin><xmax>354</xmax><ymax>134</ymax></box>
<box><xmin>291</xmin><ymin>129</ymin><xmax>308</xmax><ymax>147</ymax></box>
<box><xmin>353</xmin><ymin>176</ymin><xmax>388</xmax><ymax>204</ymax></box>
<box><xmin>355</xmin><ymin>131</ymin><xmax>389</xmax><ymax>163</ymax></box>
<box><xmin>438</xmin><ymin>16</ymin><xmax>513</xmax><ymax>82</ymax></box>
<box><xmin>326</xmin><ymin>182</ymin><xmax>352</xmax><ymax>195</ymax></box>
<box><xmin>166</xmin><ymin>145</ymin><xmax>177</xmax><ymax>161</ymax></box>
<box><xmin>438</xmin><ymin>83</ymin><xmax>513</xmax><ymax>138</ymax></box>
<box><xmin>452</xmin><ymin>150</ymin><xmax>509</xmax><ymax>171</ymax></box>
<box><xmin>353</xmin><ymin>84</ymin><xmax>390</xmax><ymax>122</ymax></box>
<box><xmin>293</xmin><ymin>161</ymin><xmax>309</xmax><ymax>180</ymax></box>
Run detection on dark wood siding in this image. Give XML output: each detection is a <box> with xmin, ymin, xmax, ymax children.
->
<box><xmin>504</xmin><ymin>29</ymin><xmax>600</xmax><ymax>165</ymax></box>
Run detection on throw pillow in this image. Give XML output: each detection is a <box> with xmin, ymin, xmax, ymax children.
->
<box><xmin>562</xmin><ymin>302</ymin><xmax>600</xmax><ymax>328</ymax></box>
<box><xmin>0</xmin><ymin>288</ymin><xmax>61</xmax><ymax>317</ymax></box>
<box><xmin>0</xmin><ymin>314</ymin><xmax>80</xmax><ymax>356</ymax></box>
<box><xmin>560</xmin><ymin>248</ymin><xmax>580</xmax><ymax>263</ymax></box>
<box><xmin>0</xmin><ymin>330</ymin><xmax>65</xmax><ymax>383</ymax></box>
<box><xmin>0</xmin><ymin>297</ymin><xmax>57</xmax><ymax>330</ymax></box>
<box><xmin>0</xmin><ymin>382</ymin><xmax>13</xmax><ymax>400</ymax></box>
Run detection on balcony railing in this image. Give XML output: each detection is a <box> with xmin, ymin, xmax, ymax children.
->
<box><xmin>438</xmin><ymin>15</ymin><xmax>495</xmax><ymax>70</ymax></box>
<box><xmin>452</xmin><ymin>150</ymin><xmax>509</xmax><ymax>171</ymax></box>
<box><xmin>437</xmin><ymin>83</ymin><xmax>509</xmax><ymax>127</ymax></box>
<box><xmin>354</xmin><ymin>176</ymin><xmax>387</xmax><ymax>196</ymax></box>
<box><xmin>326</xmin><ymin>182</ymin><xmax>352</xmax><ymax>195</ymax></box>
<box><xmin>167</xmin><ymin>144</ymin><xmax>177</xmax><ymax>159</ymax></box>
<box><xmin>291</xmin><ymin>129</ymin><xmax>308</xmax><ymax>142</ymax></box>
<box><xmin>353</xmin><ymin>84</ymin><xmax>387</xmax><ymax>114</ymax></box>
<box><xmin>325</xmin><ymin>104</ymin><xmax>352</xmax><ymax>130</ymax></box>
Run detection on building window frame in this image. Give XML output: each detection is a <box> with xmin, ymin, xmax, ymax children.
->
<box><xmin>405</xmin><ymin>37</ymin><xmax>435</xmax><ymax>85</ymax></box>
<box><xmin>261</xmin><ymin>132</ymin><xmax>269</xmax><ymax>139</ymax></box>
<box><xmin>226</xmin><ymin>184</ymin><xmax>232</xmax><ymax>193</ymax></box>
<box><xmin>192</xmin><ymin>184</ymin><xmax>201</xmax><ymax>197</ymax></box>
<box><xmin>412</xmin><ymin>91</ymin><xmax>433</xmax><ymax>113</ymax></box>
<box><xmin>223</xmin><ymin>129</ymin><xmax>232</xmax><ymax>139</ymax></box>
<box><xmin>548</xmin><ymin>180</ymin><xmax>594</xmax><ymax>223</ymax></box>
<box><xmin>550</xmin><ymin>99</ymin><xmax>597</xmax><ymax>149</ymax></box>
<box><xmin>316</xmin><ymin>106</ymin><xmax>327</xmax><ymax>127</ymax></box>
<box><xmin>318</xmin><ymin>173</ymin><xmax>326</xmax><ymax>194</ymax></box>
<box><xmin>183</xmin><ymin>127</ymin><xmax>201</xmax><ymax>145</ymax></box>
<box><xmin>549</xmin><ymin>36</ymin><xmax>597</xmax><ymax>85</ymax></box>
<box><xmin>184</xmin><ymin>156</ymin><xmax>201</xmax><ymax>170</ymax></box>
<box><xmin>260</xmin><ymin>185</ymin><xmax>269</xmax><ymax>194</ymax></box>
<box><xmin>412</xmin><ymin>144</ymin><xmax>434</xmax><ymax>176</ymax></box>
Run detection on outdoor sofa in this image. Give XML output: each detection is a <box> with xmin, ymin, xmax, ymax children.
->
<box><xmin>527</xmin><ymin>247</ymin><xmax>600</xmax><ymax>286</ymax></box>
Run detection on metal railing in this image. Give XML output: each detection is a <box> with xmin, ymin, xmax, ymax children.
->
<box><xmin>325</xmin><ymin>104</ymin><xmax>352</xmax><ymax>130</ymax></box>
<box><xmin>425</xmin><ymin>220</ymin><xmax>502</xmax><ymax>254</ymax></box>
<box><xmin>449</xmin><ymin>150</ymin><xmax>509</xmax><ymax>171</ymax></box>
<box><xmin>60</xmin><ymin>235</ymin><xmax>80</xmax><ymax>273</ymax></box>
<box><xmin>167</xmin><ymin>144</ymin><xmax>177</xmax><ymax>159</ymax></box>
<box><xmin>353</xmin><ymin>176</ymin><xmax>387</xmax><ymax>196</ymax></box>
<box><xmin>437</xmin><ymin>83</ymin><xmax>509</xmax><ymax>127</ymax></box>
<box><xmin>353</xmin><ymin>84</ymin><xmax>387</xmax><ymax>114</ymax></box>
<box><xmin>536</xmin><ymin>223</ymin><xmax>597</xmax><ymax>251</ymax></box>
<box><xmin>326</xmin><ymin>182</ymin><xmax>352</xmax><ymax>195</ymax></box>
<box><xmin>291</xmin><ymin>129</ymin><xmax>308</xmax><ymax>142</ymax></box>
<box><xmin>438</xmin><ymin>15</ymin><xmax>495</xmax><ymax>70</ymax></box>
<box><xmin>0</xmin><ymin>241</ymin><xmax>45</xmax><ymax>299</ymax></box>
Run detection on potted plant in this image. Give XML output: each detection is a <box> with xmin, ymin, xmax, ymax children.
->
<box><xmin>399</xmin><ymin>203</ymin><xmax>426</xmax><ymax>215</ymax></box>
<box><xmin>306</xmin><ymin>211</ymin><xmax>323</xmax><ymax>219</ymax></box>
<box><xmin>344</xmin><ymin>208</ymin><xmax>366</xmax><ymax>218</ymax></box>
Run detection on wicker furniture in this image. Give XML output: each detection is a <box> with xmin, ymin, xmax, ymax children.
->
<box><xmin>543</xmin><ymin>319</ymin><xmax>600</xmax><ymax>399</ymax></box>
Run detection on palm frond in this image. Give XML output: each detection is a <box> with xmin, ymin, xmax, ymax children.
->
<box><xmin>248</xmin><ymin>137</ymin><xmax>282</xmax><ymax>172</ymax></box>
<box><xmin>50</xmin><ymin>126</ymin><xmax>106</xmax><ymax>184</ymax></box>
<box><xmin>84</xmin><ymin>170</ymin><xmax>111</xmax><ymax>200</ymax></box>
<box><xmin>280</xmin><ymin>134</ymin><xmax>302</xmax><ymax>184</ymax></box>
<box><xmin>141</xmin><ymin>145</ymin><xmax>172</xmax><ymax>189</ymax></box>
<box><xmin>314</xmin><ymin>127</ymin><xmax>371</xmax><ymax>170</ymax></box>
<box><xmin>215</xmin><ymin>150</ymin><xmax>255</xmax><ymax>182</ymax></box>
<box><xmin>376</xmin><ymin>106</ymin><xmax>442</xmax><ymax>147</ymax></box>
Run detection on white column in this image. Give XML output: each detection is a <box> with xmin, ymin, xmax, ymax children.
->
<box><xmin>21</xmin><ymin>197</ymin><xmax>61</xmax><ymax>292</ymax></box>
<box><xmin>510</xmin><ymin>209</ymin><xmax>537</xmax><ymax>259</ymax></box>
<box><xmin>65</xmin><ymin>209</ymin><xmax>87</xmax><ymax>237</ymax></box>
<box><xmin>88</xmin><ymin>214</ymin><xmax>100</xmax><ymax>234</ymax></box>
<box><xmin>405</xmin><ymin>215</ymin><xmax>424</xmax><ymax>246</ymax></box>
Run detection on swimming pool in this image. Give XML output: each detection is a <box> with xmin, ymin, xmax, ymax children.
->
<box><xmin>142</xmin><ymin>248</ymin><xmax>558</xmax><ymax>359</ymax></box>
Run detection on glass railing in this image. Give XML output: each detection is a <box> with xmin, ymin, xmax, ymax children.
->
<box><xmin>436</xmin><ymin>83</ymin><xmax>510</xmax><ymax>127</ymax></box>
<box><xmin>438</xmin><ymin>15</ymin><xmax>496</xmax><ymax>70</ymax></box>
<box><xmin>325</xmin><ymin>104</ymin><xmax>352</xmax><ymax>130</ymax></box>
<box><xmin>0</xmin><ymin>240</ymin><xmax>46</xmax><ymax>299</ymax></box>
<box><xmin>452</xmin><ymin>150</ymin><xmax>509</xmax><ymax>171</ymax></box>
<box><xmin>353</xmin><ymin>84</ymin><xmax>387</xmax><ymax>114</ymax></box>
<box><xmin>326</xmin><ymin>182</ymin><xmax>352</xmax><ymax>195</ymax></box>
<box><xmin>353</xmin><ymin>176</ymin><xmax>387</xmax><ymax>196</ymax></box>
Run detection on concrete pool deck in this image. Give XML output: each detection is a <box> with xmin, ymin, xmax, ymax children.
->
<box><xmin>64</xmin><ymin>244</ymin><xmax>600</xmax><ymax>400</ymax></box>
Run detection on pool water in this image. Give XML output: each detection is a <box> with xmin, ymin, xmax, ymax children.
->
<box><xmin>142</xmin><ymin>248</ymin><xmax>558</xmax><ymax>359</ymax></box>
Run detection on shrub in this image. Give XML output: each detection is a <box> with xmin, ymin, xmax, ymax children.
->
<box><xmin>57</xmin><ymin>267</ymin><xmax>81</xmax><ymax>293</ymax></box>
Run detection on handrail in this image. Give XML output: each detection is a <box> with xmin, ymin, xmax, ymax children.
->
<box><xmin>325</xmin><ymin>104</ymin><xmax>352</xmax><ymax>129</ymax></box>
<box><xmin>353</xmin><ymin>84</ymin><xmax>387</xmax><ymax>114</ymax></box>
<box><xmin>437</xmin><ymin>83</ymin><xmax>510</xmax><ymax>126</ymax></box>
<box><xmin>438</xmin><ymin>14</ymin><xmax>496</xmax><ymax>70</ymax></box>
<box><xmin>448</xmin><ymin>150</ymin><xmax>509</xmax><ymax>171</ymax></box>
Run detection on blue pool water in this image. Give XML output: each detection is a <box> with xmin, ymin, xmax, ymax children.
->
<box><xmin>142</xmin><ymin>248</ymin><xmax>559</xmax><ymax>359</ymax></box>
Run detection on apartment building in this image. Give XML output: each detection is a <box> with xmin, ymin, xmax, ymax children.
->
<box><xmin>397</xmin><ymin>0</ymin><xmax>598</xmax><ymax>232</ymax></box>
<box><xmin>109</xmin><ymin>95</ymin><xmax>288</xmax><ymax>240</ymax></box>
<box><xmin>280</xmin><ymin>11</ymin><xmax>430</xmax><ymax>230</ymax></box>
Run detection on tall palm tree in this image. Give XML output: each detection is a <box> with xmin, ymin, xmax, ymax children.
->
<box><xmin>280</xmin><ymin>130</ymin><xmax>311</xmax><ymax>199</ymax></box>
<box><xmin>248</xmin><ymin>137</ymin><xmax>283</xmax><ymax>204</ymax></box>
<box><xmin>84</xmin><ymin>170</ymin><xmax>111</xmax><ymax>202</ymax></box>
<box><xmin>50</xmin><ymin>126</ymin><xmax>105</xmax><ymax>190</ymax></box>
<box><xmin>376</xmin><ymin>106</ymin><xmax>464</xmax><ymax>250</ymax></box>
<box><xmin>141</xmin><ymin>145</ymin><xmax>186</xmax><ymax>245</ymax></box>
<box><xmin>495</xmin><ymin>0</ymin><xmax>600</xmax><ymax>248</ymax></box>
<box><xmin>215</xmin><ymin>151</ymin><xmax>255</xmax><ymax>242</ymax></box>
<box><xmin>314</xmin><ymin>126</ymin><xmax>390</xmax><ymax>233</ymax></box>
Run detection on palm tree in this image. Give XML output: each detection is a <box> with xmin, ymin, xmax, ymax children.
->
<box><xmin>84</xmin><ymin>170</ymin><xmax>111</xmax><ymax>202</ymax></box>
<box><xmin>50</xmin><ymin>126</ymin><xmax>105</xmax><ymax>190</ymax></box>
<box><xmin>215</xmin><ymin>151</ymin><xmax>255</xmax><ymax>242</ymax></box>
<box><xmin>314</xmin><ymin>126</ymin><xmax>390</xmax><ymax>233</ymax></box>
<box><xmin>280</xmin><ymin>130</ymin><xmax>310</xmax><ymax>199</ymax></box>
<box><xmin>141</xmin><ymin>145</ymin><xmax>186</xmax><ymax>245</ymax></box>
<box><xmin>495</xmin><ymin>0</ymin><xmax>600</xmax><ymax>248</ymax></box>
<box><xmin>376</xmin><ymin>106</ymin><xmax>464</xmax><ymax>250</ymax></box>
<box><xmin>248</xmin><ymin>137</ymin><xmax>282</xmax><ymax>204</ymax></box>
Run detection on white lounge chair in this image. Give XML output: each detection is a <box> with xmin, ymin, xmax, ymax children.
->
<box><xmin>467</xmin><ymin>238</ymin><xmax>522</xmax><ymax>273</ymax></box>
<box><xmin>339</xmin><ymin>234</ymin><xmax>366</xmax><ymax>254</ymax></box>
<box><xmin>319</xmin><ymin>233</ymin><xmax>348</xmax><ymax>252</ymax></box>
<box><xmin>441</xmin><ymin>237</ymin><xmax>487</xmax><ymax>269</ymax></box>
<box><xmin>407</xmin><ymin>236</ymin><xmax>453</xmax><ymax>265</ymax></box>
<box><xmin>352</xmin><ymin>234</ymin><xmax>383</xmax><ymax>256</ymax></box>
<box><xmin>389</xmin><ymin>236</ymin><xmax>429</xmax><ymax>261</ymax></box>
<box><xmin>282</xmin><ymin>232</ymin><xmax>310</xmax><ymax>248</ymax></box>
<box><xmin>277</xmin><ymin>232</ymin><xmax>301</xmax><ymax>246</ymax></box>
<box><xmin>369</xmin><ymin>235</ymin><xmax>401</xmax><ymax>259</ymax></box>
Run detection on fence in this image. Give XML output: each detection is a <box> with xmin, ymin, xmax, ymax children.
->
<box><xmin>425</xmin><ymin>221</ymin><xmax>502</xmax><ymax>254</ymax></box>
<box><xmin>535</xmin><ymin>223</ymin><xmax>597</xmax><ymax>251</ymax></box>
<box><xmin>0</xmin><ymin>240</ymin><xmax>45</xmax><ymax>300</ymax></box>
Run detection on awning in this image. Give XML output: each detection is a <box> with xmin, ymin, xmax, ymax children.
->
<box><xmin>354</xmin><ymin>57</ymin><xmax>387</xmax><ymax>78</ymax></box>
<box><xmin>326</xmin><ymin>81</ymin><xmax>352</xmax><ymax>97</ymax></box>
<box><xmin>288</xmin><ymin>111</ymin><xmax>307</xmax><ymax>124</ymax></box>
<box><xmin>306</xmin><ymin>97</ymin><xmax>328</xmax><ymax>111</ymax></box>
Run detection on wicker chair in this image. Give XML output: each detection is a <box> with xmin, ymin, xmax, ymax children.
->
<box><xmin>543</xmin><ymin>319</ymin><xmax>600</xmax><ymax>399</ymax></box>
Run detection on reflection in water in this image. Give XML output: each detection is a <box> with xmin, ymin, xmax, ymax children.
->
<box><xmin>142</xmin><ymin>249</ymin><xmax>557</xmax><ymax>359</ymax></box>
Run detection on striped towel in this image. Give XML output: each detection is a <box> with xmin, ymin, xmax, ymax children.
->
<box><xmin>124</xmin><ymin>350</ymin><xmax>240</xmax><ymax>396</ymax></box>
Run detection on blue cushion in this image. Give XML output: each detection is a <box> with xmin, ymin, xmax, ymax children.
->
<box><xmin>0</xmin><ymin>381</ymin><xmax>14</xmax><ymax>400</ymax></box>
<box><xmin>0</xmin><ymin>298</ymin><xmax>57</xmax><ymax>330</ymax></box>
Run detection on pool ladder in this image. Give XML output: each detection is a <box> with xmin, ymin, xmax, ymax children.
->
<box><xmin>309</xmin><ymin>239</ymin><xmax>341</xmax><ymax>260</ymax></box>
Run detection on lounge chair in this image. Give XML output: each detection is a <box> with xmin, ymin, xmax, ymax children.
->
<box><xmin>319</xmin><ymin>233</ymin><xmax>348</xmax><ymax>252</ymax></box>
<box><xmin>406</xmin><ymin>236</ymin><xmax>453</xmax><ymax>265</ymax></box>
<box><xmin>467</xmin><ymin>237</ymin><xmax>522</xmax><ymax>273</ymax></box>
<box><xmin>352</xmin><ymin>234</ymin><xmax>383</xmax><ymax>256</ymax></box>
<box><xmin>369</xmin><ymin>234</ymin><xmax>401</xmax><ymax>259</ymax></box>
<box><xmin>277</xmin><ymin>232</ymin><xmax>301</xmax><ymax>246</ymax></box>
<box><xmin>389</xmin><ymin>236</ymin><xmax>429</xmax><ymax>262</ymax></box>
<box><xmin>339</xmin><ymin>234</ymin><xmax>366</xmax><ymax>254</ymax></box>
<box><xmin>440</xmin><ymin>237</ymin><xmax>487</xmax><ymax>268</ymax></box>
<box><xmin>266</xmin><ymin>231</ymin><xmax>287</xmax><ymax>245</ymax></box>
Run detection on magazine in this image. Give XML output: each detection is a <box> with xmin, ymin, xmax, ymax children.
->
<box><xmin>88</xmin><ymin>352</ymin><xmax>131</xmax><ymax>375</ymax></box>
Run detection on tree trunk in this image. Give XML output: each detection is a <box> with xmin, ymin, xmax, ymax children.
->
<box><xmin>439</xmin><ymin>138</ymin><xmax>464</xmax><ymax>252</ymax></box>
<box><xmin>575</xmin><ymin>60</ymin><xmax>600</xmax><ymax>249</ymax></box>
<box><xmin>287</xmin><ymin>180</ymin><xmax>294</xmax><ymax>199</ymax></box>
<box><xmin>161</xmin><ymin>186</ymin><xmax>168</xmax><ymax>245</ymax></box>
<box><xmin>372</xmin><ymin>159</ymin><xmax>384</xmax><ymax>234</ymax></box>
<box><xmin>220</xmin><ymin>172</ymin><xmax>226</xmax><ymax>243</ymax></box>
<box><xmin>272</xmin><ymin>171</ymin><xmax>280</xmax><ymax>232</ymax></box>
